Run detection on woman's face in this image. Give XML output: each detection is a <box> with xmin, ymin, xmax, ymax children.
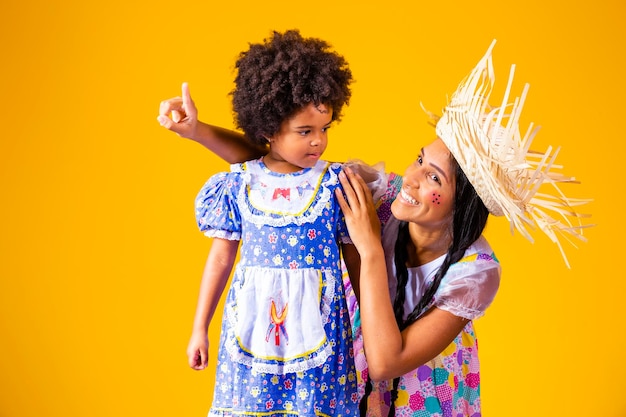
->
<box><xmin>391</xmin><ymin>138</ymin><xmax>456</xmax><ymax>229</ymax></box>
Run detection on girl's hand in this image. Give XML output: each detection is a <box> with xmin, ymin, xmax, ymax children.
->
<box><xmin>336</xmin><ymin>167</ymin><xmax>382</xmax><ymax>256</ymax></box>
<box><xmin>186</xmin><ymin>330</ymin><xmax>209</xmax><ymax>370</ymax></box>
<box><xmin>157</xmin><ymin>82</ymin><xmax>198</xmax><ymax>140</ymax></box>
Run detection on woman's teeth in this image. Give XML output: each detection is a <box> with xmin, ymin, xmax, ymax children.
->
<box><xmin>401</xmin><ymin>189</ymin><xmax>418</xmax><ymax>205</ymax></box>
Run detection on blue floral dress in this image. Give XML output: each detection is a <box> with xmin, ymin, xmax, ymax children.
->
<box><xmin>195</xmin><ymin>158</ymin><xmax>359</xmax><ymax>417</ymax></box>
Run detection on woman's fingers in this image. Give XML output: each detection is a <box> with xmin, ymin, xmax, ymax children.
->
<box><xmin>340</xmin><ymin>166</ymin><xmax>371</xmax><ymax>208</ymax></box>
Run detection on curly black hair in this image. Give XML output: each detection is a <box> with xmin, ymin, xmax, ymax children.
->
<box><xmin>230</xmin><ymin>29</ymin><xmax>353</xmax><ymax>145</ymax></box>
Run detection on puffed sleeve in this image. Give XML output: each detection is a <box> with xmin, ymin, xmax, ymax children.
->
<box><xmin>343</xmin><ymin>160</ymin><xmax>389</xmax><ymax>204</ymax></box>
<box><xmin>194</xmin><ymin>171</ymin><xmax>243</xmax><ymax>240</ymax></box>
<box><xmin>434</xmin><ymin>250</ymin><xmax>502</xmax><ymax>320</ymax></box>
<box><xmin>327</xmin><ymin>163</ymin><xmax>352</xmax><ymax>245</ymax></box>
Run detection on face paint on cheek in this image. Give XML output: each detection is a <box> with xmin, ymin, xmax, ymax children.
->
<box><xmin>431</xmin><ymin>193</ymin><xmax>442</xmax><ymax>205</ymax></box>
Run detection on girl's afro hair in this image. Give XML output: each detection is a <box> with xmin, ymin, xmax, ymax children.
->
<box><xmin>231</xmin><ymin>29</ymin><xmax>353</xmax><ymax>145</ymax></box>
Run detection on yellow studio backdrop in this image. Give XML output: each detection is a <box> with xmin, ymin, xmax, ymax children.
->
<box><xmin>0</xmin><ymin>1</ymin><xmax>622</xmax><ymax>416</ymax></box>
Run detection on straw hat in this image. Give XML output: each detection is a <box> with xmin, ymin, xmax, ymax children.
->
<box><xmin>426</xmin><ymin>40</ymin><xmax>592</xmax><ymax>267</ymax></box>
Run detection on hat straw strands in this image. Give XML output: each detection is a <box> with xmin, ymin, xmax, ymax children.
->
<box><xmin>424</xmin><ymin>40</ymin><xmax>592</xmax><ymax>268</ymax></box>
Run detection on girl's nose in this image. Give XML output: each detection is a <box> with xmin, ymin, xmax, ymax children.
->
<box><xmin>310</xmin><ymin>134</ymin><xmax>322</xmax><ymax>146</ymax></box>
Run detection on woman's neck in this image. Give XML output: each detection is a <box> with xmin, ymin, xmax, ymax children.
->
<box><xmin>405</xmin><ymin>222</ymin><xmax>452</xmax><ymax>267</ymax></box>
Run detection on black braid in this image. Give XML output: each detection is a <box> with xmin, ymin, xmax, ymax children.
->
<box><xmin>385</xmin><ymin>222</ymin><xmax>412</xmax><ymax>417</ymax></box>
<box><xmin>388</xmin><ymin>377</ymin><xmax>400</xmax><ymax>416</ymax></box>
<box><xmin>392</xmin><ymin>221</ymin><xmax>411</xmax><ymax>328</ymax></box>
<box><xmin>359</xmin><ymin>376</ymin><xmax>373</xmax><ymax>417</ymax></box>
<box><xmin>359</xmin><ymin>221</ymin><xmax>410</xmax><ymax>417</ymax></box>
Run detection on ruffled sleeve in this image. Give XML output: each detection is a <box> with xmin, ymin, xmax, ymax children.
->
<box><xmin>326</xmin><ymin>163</ymin><xmax>352</xmax><ymax>245</ymax></box>
<box><xmin>343</xmin><ymin>160</ymin><xmax>389</xmax><ymax>204</ymax></box>
<box><xmin>195</xmin><ymin>171</ymin><xmax>243</xmax><ymax>240</ymax></box>
<box><xmin>434</xmin><ymin>239</ymin><xmax>501</xmax><ymax>320</ymax></box>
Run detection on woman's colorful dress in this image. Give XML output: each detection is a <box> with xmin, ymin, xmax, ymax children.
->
<box><xmin>195</xmin><ymin>158</ymin><xmax>359</xmax><ymax>417</ymax></box>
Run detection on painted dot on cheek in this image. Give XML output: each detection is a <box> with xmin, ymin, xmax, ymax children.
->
<box><xmin>431</xmin><ymin>193</ymin><xmax>442</xmax><ymax>205</ymax></box>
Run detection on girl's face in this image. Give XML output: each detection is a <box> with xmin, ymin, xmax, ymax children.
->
<box><xmin>391</xmin><ymin>138</ymin><xmax>456</xmax><ymax>229</ymax></box>
<box><xmin>263</xmin><ymin>103</ymin><xmax>332</xmax><ymax>173</ymax></box>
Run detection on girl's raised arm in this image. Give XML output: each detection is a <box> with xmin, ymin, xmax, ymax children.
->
<box><xmin>157</xmin><ymin>82</ymin><xmax>267</xmax><ymax>164</ymax></box>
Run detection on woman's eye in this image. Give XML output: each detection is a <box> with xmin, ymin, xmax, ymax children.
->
<box><xmin>430</xmin><ymin>173</ymin><xmax>441</xmax><ymax>184</ymax></box>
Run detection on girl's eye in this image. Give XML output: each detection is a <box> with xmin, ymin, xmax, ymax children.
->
<box><xmin>299</xmin><ymin>130</ymin><xmax>311</xmax><ymax>136</ymax></box>
<box><xmin>417</xmin><ymin>156</ymin><xmax>423</xmax><ymax>165</ymax></box>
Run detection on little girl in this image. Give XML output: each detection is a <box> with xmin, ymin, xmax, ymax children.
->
<box><xmin>181</xmin><ymin>30</ymin><xmax>359</xmax><ymax>416</ymax></box>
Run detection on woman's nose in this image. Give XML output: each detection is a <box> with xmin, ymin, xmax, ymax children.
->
<box><xmin>404</xmin><ymin>176</ymin><xmax>420</xmax><ymax>190</ymax></box>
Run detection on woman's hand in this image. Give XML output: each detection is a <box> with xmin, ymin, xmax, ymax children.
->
<box><xmin>336</xmin><ymin>166</ymin><xmax>382</xmax><ymax>256</ymax></box>
<box><xmin>157</xmin><ymin>82</ymin><xmax>198</xmax><ymax>140</ymax></box>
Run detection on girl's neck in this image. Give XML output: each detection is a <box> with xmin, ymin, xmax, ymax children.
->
<box><xmin>405</xmin><ymin>223</ymin><xmax>452</xmax><ymax>267</ymax></box>
<box><xmin>261</xmin><ymin>155</ymin><xmax>302</xmax><ymax>174</ymax></box>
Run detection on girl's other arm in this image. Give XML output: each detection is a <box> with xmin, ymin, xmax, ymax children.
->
<box><xmin>187</xmin><ymin>238</ymin><xmax>239</xmax><ymax>370</ymax></box>
<box><xmin>157</xmin><ymin>82</ymin><xmax>267</xmax><ymax>163</ymax></box>
<box><xmin>341</xmin><ymin>243</ymin><xmax>361</xmax><ymax>302</ymax></box>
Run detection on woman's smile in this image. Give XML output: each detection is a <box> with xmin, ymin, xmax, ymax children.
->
<box><xmin>400</xmin><ymin>188</ymin><xmax>419</xmax><ymax>205</ymax></box>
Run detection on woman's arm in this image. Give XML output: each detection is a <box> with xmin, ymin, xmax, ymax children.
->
<box><xmin>157</xmin><ymin>82</ymin><xmax>267</xmax><ymax>163</ymax></box>
<box><xmin>187</xmin><ymin>238</ymin><xmax>239</xmax><ymax>370</ymax></box>
<box><xmin>336</xmin><ymin>167</ymin><xmax>467</xmax><ymax>381</ymax></box>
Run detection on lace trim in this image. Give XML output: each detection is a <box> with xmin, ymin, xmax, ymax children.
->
<box><xmin>236</xmin><ymin>162</ymin><xmax>340</xmax><ymax>228</ymax></box>
<box><xmin>224</xmin><ymin>340</ymin><xmax>333</xmax><ymax>375</ymax></box>
<box><xmin>203</xmin><ymin>229</ymin><xmax>241</xmax><ymax>240</ymax></box>
<box><xmin>436</xmin><ymin>302</ymin><xmax>484</xmax><ymax>321</ymax></box>
<box><xmin>209</xmin><ymin>406</ymin><xmax>334</xmax><ymax>417</ymax></box>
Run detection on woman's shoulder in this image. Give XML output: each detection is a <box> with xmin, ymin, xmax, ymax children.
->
<box><xmin>460</xmin><ymin>236</ymin><xmax>499</xmax><ymax>266</ymax></box>
<box><xmin>436</xmin><ymin>236</ymin><xmax>501</xmax><ymax>318</ymax></box>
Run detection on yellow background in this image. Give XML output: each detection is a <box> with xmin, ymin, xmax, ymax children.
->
<box><xmin>1</xmin><ymin>1</ymin><xmax>623</xmax><ymax>416</ymax></box>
